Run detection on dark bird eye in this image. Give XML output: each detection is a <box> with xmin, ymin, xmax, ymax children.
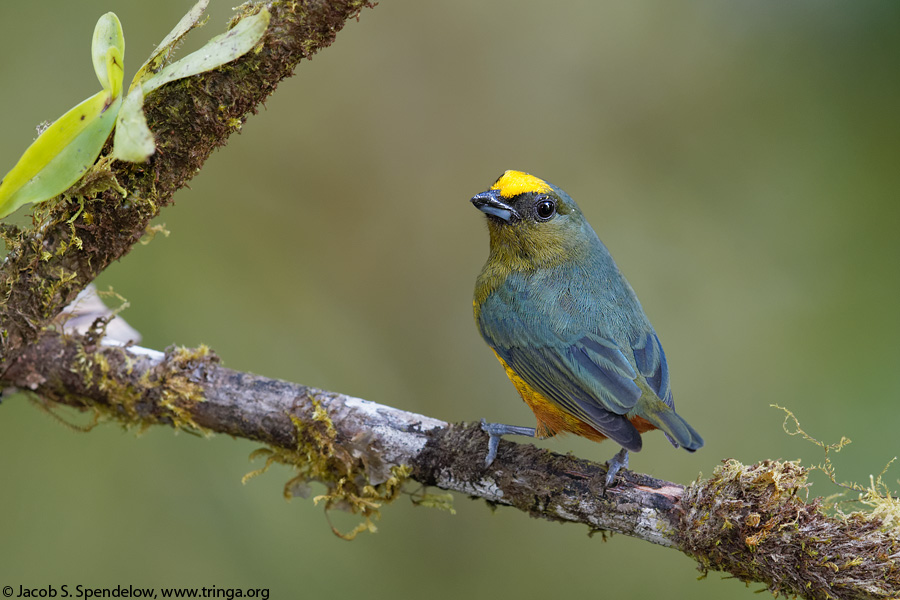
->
<box><xmin>535</xmin><ymin>198</ymin><xmax>556</xmax><ymax>221</ymax></box>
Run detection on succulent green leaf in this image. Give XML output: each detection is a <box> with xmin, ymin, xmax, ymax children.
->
<box><xmin>113</xmin><ymin>84</ymin><xmax>154</xmax><ymax>163</ymax></box>
<box><xmin>0</xmin><ymin>12</ymin><xmax>127</xmax><ymax>219</ymax></box>
<box><xmin>92</xmin><ymin>13</ymin><xmax>126</xmax><ymax>96</ymax></box>
<box><xmin>141</xmin><ymin>7</ymin><xmax>270</xmax><ymax>97</ymax></box>
<box><xmin>103</xmin><ymin>46</ymin><xmax>126</xmax><ymax>101</ymax></box>
<box><xmin>130</xmin><ymin>0</ymin><xmax>210</xmax><ymax>93</ymax></box>
<box><xmin>0</xmin><ymin>93</ymin><xmax>122</xmax><ymax>219</ymax></box>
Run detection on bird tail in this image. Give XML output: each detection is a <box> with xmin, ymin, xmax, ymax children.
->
<box><xmin>639</xmin><ymin>399</ymin><xmax>704</xmax><ymax>451</ymax></box>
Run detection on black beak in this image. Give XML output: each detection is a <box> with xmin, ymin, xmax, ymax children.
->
<box><xmin>471</xmin><ymin>190</ymin><xmax>520</xmax><ymax>222</ymax></box>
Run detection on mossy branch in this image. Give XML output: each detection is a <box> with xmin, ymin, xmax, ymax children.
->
<box><xmin>4</xmin><ymin>330</ymin><xmax>898</xmax><ymax>599</ymax></box>
<box><xmin>0</xmin><ymin>0</ymin><xmax>375</xmax><ymax>363</ymax></box>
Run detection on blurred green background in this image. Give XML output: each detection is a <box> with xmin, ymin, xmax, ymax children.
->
<box><xmin>1</xmin><ymin>1</ymin><xmax>898</xmax><ymax>598</ymax></box>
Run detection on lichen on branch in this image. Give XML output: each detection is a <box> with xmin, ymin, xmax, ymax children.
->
<box><xmin>679</xmin><ymin>459</ymin><xmax>899</xmax><ymax>599</ymax></box>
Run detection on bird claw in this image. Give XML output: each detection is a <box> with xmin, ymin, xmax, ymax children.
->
<box><xmin>480</xmin><ymin>419</ymin><xmax>536</xmax><ymax>467</ymax></box>
<box><xmin>484</xmin><ymin>431</ymin><xmax>501</xmax><ymax>467</ymax></box>
<box><xmin>603</xmin><ymin>447</ymin><xmax>630</xmax><ymax>490</ymax></box>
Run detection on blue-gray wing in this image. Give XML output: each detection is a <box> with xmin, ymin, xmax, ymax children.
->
<box><xmin>493</xmin><ymin>333</ymin><xmax>645</xmax><ymax>452</ymax></box>
<box><xmin>630</xmin><ymin>330</ymin><xmax>673</xmax><ymax>408</ymax></box>
<box><xmin>629</xmin><ymin>329</ymin><xmax>706</xmax><ymax>450</ymax></box>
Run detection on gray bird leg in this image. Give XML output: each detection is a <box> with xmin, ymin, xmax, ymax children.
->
<box><xmin>604</xmin><ymin>447</ymin><xmax>629</xmax><ymax>489</ymax></box>
<box><xmin>480</xmin><ymin>419</ymin><xmax>536</xmax><ymax>466</ymax></box>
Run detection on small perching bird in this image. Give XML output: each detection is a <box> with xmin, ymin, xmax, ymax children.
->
<box><xmin>471</xmin><ymin>170</ymin><xmax>703</xmax><ymax>486</ymax></box>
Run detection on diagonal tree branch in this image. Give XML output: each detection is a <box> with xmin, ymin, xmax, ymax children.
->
<box><xmin>2</xmin><ymin>330</ymin><xmax>898</xmax><ymax>600</ymax></box>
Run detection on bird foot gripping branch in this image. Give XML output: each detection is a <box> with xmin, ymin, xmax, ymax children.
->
<box><xmin>480</xmin><ymin>419</ymin><xmax>629</xmax><ymax>489</ymax></box>
<box><xmin>471</xmin><ymin>170</ymin><xmax>703</xmax><ymax>486</ymax></box>
<box><xmin>479</xmin><ymin>419</ymin><xmax>536</xmax><ymax>466</ymax></box>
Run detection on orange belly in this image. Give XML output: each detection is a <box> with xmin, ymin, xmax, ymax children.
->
<box><xmin>493</xmin><ymin>350</ymin><xmax>656</xmax><ymax>442</ymax></box>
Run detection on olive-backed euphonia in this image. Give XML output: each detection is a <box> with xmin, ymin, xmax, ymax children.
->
<box><xmin>472</xmin><ymin>170</ymin><xmax>703</xmax><ymax>485</ymax></box>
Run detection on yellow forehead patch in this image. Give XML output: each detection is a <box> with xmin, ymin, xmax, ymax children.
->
<box><xmin>491</xmin><ymin>170</ymin><xmax>552</xmax><ymax>198</ymax></box>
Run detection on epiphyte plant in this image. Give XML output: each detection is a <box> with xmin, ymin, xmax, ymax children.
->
<box><xmin>0</xmin><ymin>0</ymin><xmax>270</xmax><ymax>220</ymax></box>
